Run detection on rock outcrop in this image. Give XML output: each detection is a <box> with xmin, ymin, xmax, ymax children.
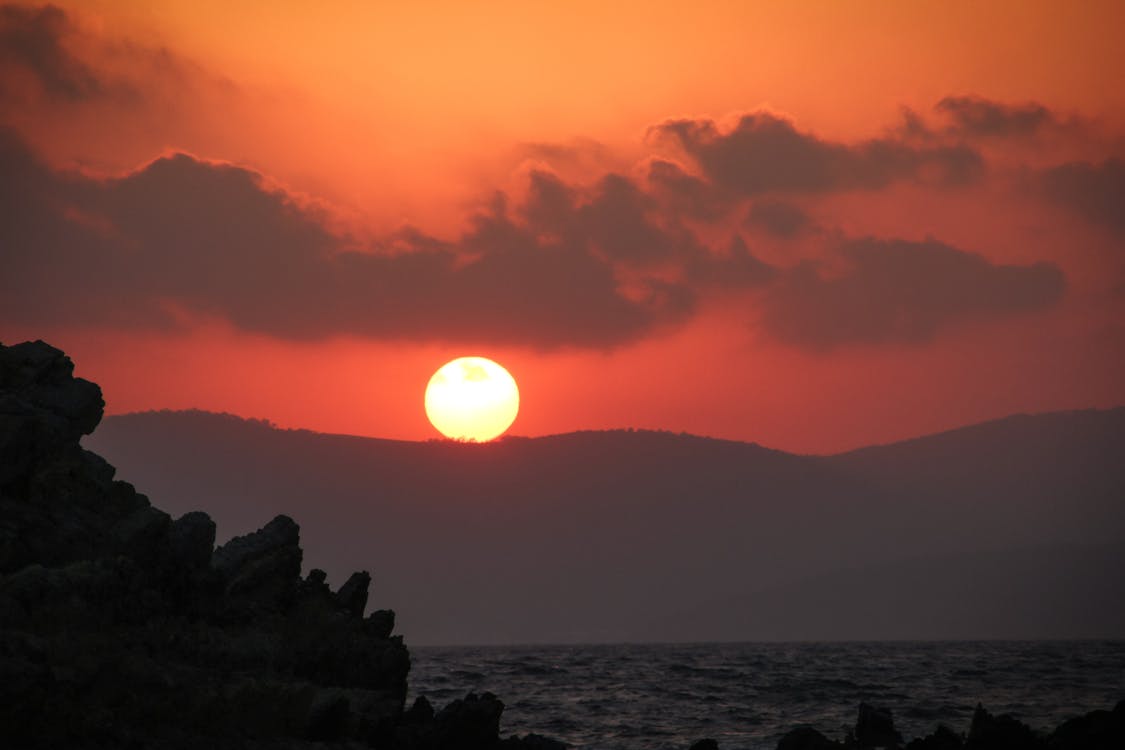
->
<box><xmin>855</xmin><ymin>702</ymin><xmax>904</xmax><ymax>748</ymax></box>
<box><xmin>767</xmin><ymin>700</ymin><xmax>1125</xmax><ymax>750</ymax></box>
<box><xmin>0</xmin><ymin>341</ymin><xmax>551</xmax><ymax>750</ymax></box>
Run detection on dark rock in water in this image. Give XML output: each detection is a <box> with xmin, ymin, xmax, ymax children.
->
<box><xmin>856</xmin><ymin>702</ymin><xmax>904</xmax><ymax>748</ymax></box>
<box><xmin>432</xmin><ymin>691</ymin><xmax>506</xmax><ymax>750</ymax></box>
<box><xmin>503</xmin><ymin>732</ymin><xmax>570</xmax><ymax>750</ymax></box>
<box><xmin>785</xmin><ymin>703</ymin><xmax>1125</xmax><ymax>750</ymax></box>
<box><xmin>905</xmin><ymin>725</ymin><xmax>963</xmax><ymax>750</ymax></box>
<box><xmin>1048</xmin><ymin>700</ymin><xmax>1125</xmax><ymax>749</ymax></box>
<box><xmin>394</xmin><ymin>695</ymin><xmax>438</xmax><ymax>748</ymax></box>
<box><xmin>689</xmin><ymin>739</ymin><xmax>720</xmax><ymax>750</ymax></box>
<box><xmin>777</xmin><ymin>726</ymin><xmax>844</xmax><ymax>750</ymax></box>
<box><xmin>1</xmin><ymin>339</ymin><xmax>556</xmax><ymax>750</ymax></box>
<box><xmin>404</xmin><ymin>695</ymin><xmax>436</xmax><ymax>725</ymax></box>
<box><xmin>966</xmin><ymin>704</ymin><xmax>1045</xmax><ymax>749</ymax></box>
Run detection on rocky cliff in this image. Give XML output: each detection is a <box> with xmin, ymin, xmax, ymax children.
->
<box><xmin>0</xmin><ymin>340</ymin><xmax>558</xmax><ymax>750</ymax></box>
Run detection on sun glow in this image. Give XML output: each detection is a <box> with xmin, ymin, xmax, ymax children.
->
<box><xmin>424</xmin><ymin>357</ymin><xmax>519</xmax><ymax>441</ymax></box>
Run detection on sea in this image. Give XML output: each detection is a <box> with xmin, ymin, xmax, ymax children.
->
<box><xmin>408</xmin><ymin>641</ymin><xmax>1125</xmax><ymax>749</ymax></box>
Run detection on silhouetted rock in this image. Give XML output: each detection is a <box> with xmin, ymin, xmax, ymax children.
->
<box><xmin>689</xmin><ymin>739</ymin><xmax>720</xmax><ymax>750</ymax></box>
<box><xmin>967</xmin><ymin>704</ymin><xmax>1045</xmax><ymax>749</ymax></box>
<box><xmin>0</xmin><ymin>340</ymin><xmax>418</xmax><ymax>748</ymax></box>
<box><xmin>778</xmin><ymin>726</ymin><xmax>844</xmax><ymax>750</ymax></box>
<box><xmin>169</xmin><ymin>510</ymin><xmax>217</xmax><ymax>571</ymax></box>
<box><xmin>0</xmin><ymin>339</ymin><xmax>567</xmax><ymax>750</ymax></box>
<box><xmin>0</xmin><ymin>341</ymin><xmax>145</xmax><ymax>575</ymax></box>
<box><xmin>905</xmin><ymin>725</ymin><xmax>963</xmax><ymax>750</ymax></box>
<box><xmin>212</xmin><ymin>513</ymin><xmax>302</xmax><ymax>611</ymax></box>
<box><xmin>0</xmin><ymin>340</ymin><xmax>103</xmax><ymax>445</ymax></box>
<box><xmin>771</xmin><ymin>703</ymin><xmax>1125</xmax><ymax>750</ymax></box>
<box><xmin>404</xmin><ymin>695</ymin><xmax>436</xmax><ymax>725</ymax></box>
<box><xmin>432</xmin><ymin>691</ymin><xmax>505</xmax><ymax>750</ymax></box>
<box><xmin>1047</xmin><ymin>700</ymin><xmax>1125</xmax><ymax>749</ymax></box>
<box><xmin>856</xmin><ymin>702</ymin><xmax>903</xmax><ymax>748</ymax></box>
<box><xmin>369</xmin><ymin>607</ymin><xmax>398</xmax><ymax>639</ymax></box>
<box><xmin>337</xmin><ymin>570</ymin><xmax>372</xmax><ymax>617</ymax></box>
<box><xmin>503</xmin><ymin>733</ymin><xmax>569</xmax><ymax>750</ymax></box>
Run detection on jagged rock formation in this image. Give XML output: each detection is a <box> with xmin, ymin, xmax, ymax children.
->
<box><xmin>0</xmin><ymin>341</ymin><xmax>553</xmax><ymax>750</ymax></box>
<box><xmin>770</xmin><ymin>701</ymin><xmax>1125</xmax><ymax>750</ymax></box>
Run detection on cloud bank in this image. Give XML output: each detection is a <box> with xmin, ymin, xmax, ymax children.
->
<box><xmin>0</xmin><ymin>125</ymin><xmax>1066</xmax><ymax>351</ymax></box>
<box><xmin>0</xmin><ymin>5</ymin><xmax>1096</xmax><ymax>353</ymax></box>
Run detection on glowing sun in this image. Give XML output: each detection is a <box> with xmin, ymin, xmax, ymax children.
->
<box><xmin>424</xmin><ymin>357</ymin><xmax>520</xmax><ymax>442</ymax></box>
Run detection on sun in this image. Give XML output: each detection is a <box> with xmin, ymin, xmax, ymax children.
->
<box><xmin>424</xmin><ymin>357</ymin><xmax>519</xmax><ymax>442</ymax></box>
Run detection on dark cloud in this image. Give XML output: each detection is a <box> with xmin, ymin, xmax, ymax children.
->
<box><xmin>894</xmin><ymin>107</ymin><xmax>933</xmax><ymax>141</ymax></box>
<box><xmin>521</xmin><ymin>168</ymin><xmax>705</xmax><ymax>267</ymax></box>
<box><xmin>0</xmin><ymin>130</ymin><xmax>694</xmax><ymax>348</ymax></box>
<box><xmin>1041</xmin><ymin>158</ymin><xmax>1125</xmax><ymax>236</ymax></box>
<box><xmin>744</xmin><ymin>200</ymin><xmax>813</xmax><ymax>238</ymax></box>
<box><xmin>686</xmin><ymin>235</ymin><xmax>776</xmax><ymax>289</ymax></box>
<box><xmin>520</xmin><ymin>168</ymin><xmax>575</xmax><ymax>234</ymax></box>
<box><xmin>760</xmin><ymin>238</ymin><xmax>1065</xmax><ymax>349</ymax></box>
<box><xmin>0</xmin><ymin>1</ymin><xmax>231</xmax><ymax>131</ymax></box>
<box><xmin>653</xmin><ymin>112</ymin><xmax>984</xmax><ymax>195</ymax></box>
<box><xmin>0</xmin><ymin>3</ymin><xmax>102</xmax><ymax>100</ymax></box>
<box><xmin>936</xmin><ymin>95</ymin><xmax>1054</xmax><ymax>138</ymax></box>
<box><xmin>578</xmin><ymin>173</ymin><xmax>699</xmax><ymax>265</ymax></box>
<box><xmin>0</xmin><ymin>122</ymin><xmax>1066</xmax><ymax>353</ymax></box>
<box><xmin>645</xmin><ymin>158</ymin><xmax>728</xmax><ymax>221</ymax></box>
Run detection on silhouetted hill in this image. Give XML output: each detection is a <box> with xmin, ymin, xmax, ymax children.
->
<box><xmin>87</xmin><ymin>408</ymin><xmax>1125</xmax><ymax>644</ymax></box>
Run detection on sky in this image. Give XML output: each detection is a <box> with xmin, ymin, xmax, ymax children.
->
<box><xmin>2</xmin><ymin>0</ymin><xmax>1124</xmax><ymax>453</ymax></box>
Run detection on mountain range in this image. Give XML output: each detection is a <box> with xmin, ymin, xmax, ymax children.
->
<box><xmin>85</xmin><ymin>408</ymin><xmax>1125</xmax><ymax>645</ymax></box>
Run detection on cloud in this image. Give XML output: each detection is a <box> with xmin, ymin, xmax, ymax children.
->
<box><xmin>652</xmin><ymin>112</ymin><xmax>984</xmax><ymax>195</ymax></box>
<box><xmin>0</xmin><ymin>130</ymin><xmax>694</xmax><ymax>349</ymax></box>
<box><xmin>936</xmin><ymin>95</ymin><xmax>1054</xmax><ymax>138</ymax></box>
<box><xmin>1040</xmin><ymin>158</ymin><xmax>1125</xmax><ymax>236</ymax></box>
<box><xmin>0</xmin><ymin>2</ymin><xmax>241</xmax><ymax>174</ymax></box>
<box><xmin>578</xmin><ymin>173</ymin><xmax>701</xmax><ymax>265</ymax></box>
<box><xmin>0</xmin><ymin>3</ymin><xmax>103</xmax><ymax>101</ymax></box>
<box><xmin>760</xmin><ymin>238</ymin><xmax>1065</xmax><ymax>349</ymax></box>
<box><xmin>520</xmin><ymin>167</ymin><xmax>709</xmax><ymax>267</ymax></box>
<box><xmin>686</xmin><ymin>235</ymin><xmax>776</xmax><ymax>289</ymax></box>
<box><xmin>0</xmin><ymin>121</ymin><xmax>1067</xmax><ymax>353</ymax></box>
<box><xmin>744</xmin><ymin>200</ymin><xmax>814</xmax><ymax>238</ymax></box>
<box><xmin>645</xmin><ymin>158</ymin><xmax>728</xmax><ymax>221</ymax></box>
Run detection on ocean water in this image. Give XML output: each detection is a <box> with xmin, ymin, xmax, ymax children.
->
<box><xmin>408</xmin><ymin>641</ymin><xmax>1125</xmax><ymax>749</ymax></box>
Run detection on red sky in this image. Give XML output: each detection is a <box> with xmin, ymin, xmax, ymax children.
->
<box><xmin>2</xmin><ymin>1</ymin><xmax>1124</xmax><ymax>453</ymax></box>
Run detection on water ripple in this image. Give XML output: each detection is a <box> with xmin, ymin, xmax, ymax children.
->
<box><xmin>409</xmin><ymin>641</ymin><xmax>1125</xmax><ymax>750</ymax></box>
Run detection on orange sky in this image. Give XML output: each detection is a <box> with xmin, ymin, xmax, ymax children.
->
<box><xmin>2</xmin><ymin>1</ymin><xmax>1124</xmax><ymax>452</ymax></box>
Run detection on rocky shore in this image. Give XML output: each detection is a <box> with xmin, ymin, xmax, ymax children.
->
<box><xmin>0</xmin><ymin>339</ymin><xmax>1121</xmax><ymax>749</ymax></box>
<box><xmin>0</xmin><ymin>340</ymin><xmax>559</xmax><ymax>750</ymax></box>
<box><xmin>756</xmin><ymin>699</ymin><xmax>1125</xmax><ymax>749</ymax></box>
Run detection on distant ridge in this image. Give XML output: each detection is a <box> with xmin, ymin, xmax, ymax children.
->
<box><xmin>831</xmin><ymin>406</ymin><xmax>1125</xmax><ymax>459</ymax></box>
<box><xmin>88</xmin><ymin>407</ymin><xmax>1125</xmax><ymax>644</ymax></box>
<box><xmin>102</xmin><ymin>404</ymin><xmax>1125</xmax><ymax>455</ymax></box>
